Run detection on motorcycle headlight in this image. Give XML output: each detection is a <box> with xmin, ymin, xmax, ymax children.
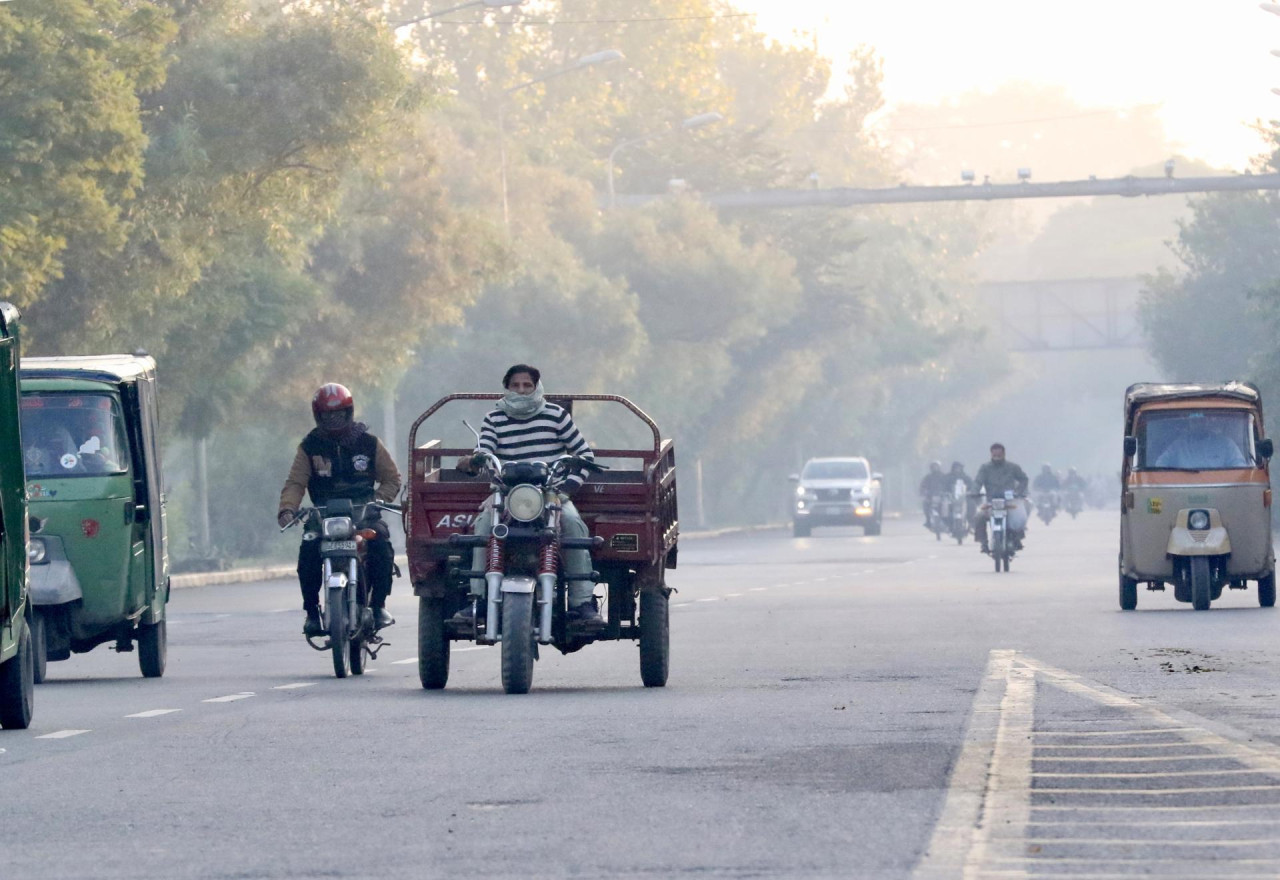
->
<box><xmin>506</xmin><ymin>484</ymin><xmax>544</xmax><ymax>523</ymax></box>
<box><xmin>1188</xmin><ymin>509</ymin><xmax>1211</xmax><ymax>531</ymax></box>
<box><xmin>27</xmin><ymin>538</ymin><xmax>46</xmax><ymax>565</ymax></box>
<box><xmin>322</xmin><ymin>516</ymin><xmax>354</xmax><ymax>539</ymax></box>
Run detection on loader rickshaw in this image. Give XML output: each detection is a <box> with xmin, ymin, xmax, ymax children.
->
<box><xmin>406</xmin><ymin>394</ymin><xmax>677</xmax><ymax>693</ymax></box>
<box><xmin>1119</xmin><ymin>382</ymin><xmax>1276</xmax><ymax>611</ymax></box>
<box><xmin>0</xmin><ymin>303</ymin><xmax>34</xmax><ymax>728</ymax></box>
<box><xmin>20</xmin><ymin>355</ymin><xmax>169</xmax><ymax>678</ymax></box>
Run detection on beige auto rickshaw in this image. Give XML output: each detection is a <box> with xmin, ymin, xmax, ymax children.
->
<box><xmin>1120</xmin><ymin>382</ymin><xmax>1275</xmax><ymax>611</ymax></box>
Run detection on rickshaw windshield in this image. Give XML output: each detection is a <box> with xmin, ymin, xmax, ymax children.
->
<box><xmin>19</xmin><ymin>392</ymin><xmax>130</xmax><ymax>478</ymax></box>
<box><xmin>1137</xmin><ymin>409</ymin><xmax>1257</xmax><ymax>471</ymax></box>
<box><xmin>802</xmin><ymin>460</ymin><xmax>868</xmax><ymax>480</ymax></box>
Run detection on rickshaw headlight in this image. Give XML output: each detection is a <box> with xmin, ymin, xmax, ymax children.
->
<box><xmin>1188</xmin><ymin>509</ymin><xmax>1211</xmax><ymax>531</ymax></box>
<box><xmin>322</xmin><ymin>516</ymin><xmax>354</xmax><ymax>539</ymax></box>
<box><xmin>506</xmin><ymin>484</ymin><xmax>544</xmax><ymax>522</ymax></box>
<box><xmin>27</xmin><ymin>538</ymin><xmax>46</xmax><ymax>565</ymax></box>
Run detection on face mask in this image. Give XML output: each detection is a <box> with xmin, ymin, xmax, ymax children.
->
<box><xmin>498</xmin><ymin>382</ymin><xmax>546</xmax><ymax>419</ymax></box>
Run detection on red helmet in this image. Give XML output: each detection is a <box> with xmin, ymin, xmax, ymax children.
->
<box><xmin>311</xmin><ymin>383</ymin><xmax>354</xmax><ymax>420</ymax></box>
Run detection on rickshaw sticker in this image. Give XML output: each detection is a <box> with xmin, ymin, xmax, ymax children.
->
<box><xmin>1147</xmin><ymin>497</ymin><xmax>1163</xmax><ymax>514</ymax></box>
<box><xmin>27</xmin><ymin>483</ymin><xmax>55</xmax><ymax>499</ymax></box>
<box><xmin>352</xmin><ymin>454</ymin><xmax>370</xmax><ymax>473</ymax></box>
<box><xmin>81</xmin><ymin>519</ymin><xmax>99</xmax><ymax>538</ymax></box>
<box><xmin>59</xmin><ymin>453</ymin><xmax>78</xmax><ymax>470</ymax></box>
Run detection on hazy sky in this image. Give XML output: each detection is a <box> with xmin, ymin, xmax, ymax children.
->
<box><xmin>745</xmin><ymin>1</ymin><xmax>1280</xmax><ymax>172</ymax></box>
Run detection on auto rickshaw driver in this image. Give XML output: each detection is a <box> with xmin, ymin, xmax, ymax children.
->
<box><xmin>1154</xmin><ymin>411</ymin><xmax>1249</xmax><ymax>469</ymax></box>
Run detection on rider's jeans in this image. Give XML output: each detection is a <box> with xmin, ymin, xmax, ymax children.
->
<box><xmin>470</xmin><ymin>497</ymin><xmax>594</xmax><ymax>606</ymax></box>
<box><xmin>297</xmin><ymin>517</ymin><xmax>394</xmax><ymax>611</ymax></box>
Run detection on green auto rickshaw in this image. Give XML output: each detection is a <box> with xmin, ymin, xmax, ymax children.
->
<box><xmin>21</xmin><ymin>355</ymin><xmax>169</xmax><ymax>679</ymax></box>
<box><xmin>0</xmin><ymin>303</ymin><xmax>34</xmax><ymax>728</ymax></box>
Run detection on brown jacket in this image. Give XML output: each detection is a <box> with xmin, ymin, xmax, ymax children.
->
<box><xmin>278</xmin><ymin>436</ymin><xmax>402</xmax><ymax>512</ymax></box>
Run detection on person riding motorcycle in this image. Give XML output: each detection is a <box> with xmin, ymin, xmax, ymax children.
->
<box><xmin>1063</xmin><ymin>467</ymin><xmax>1087</xmax><ymax>492</ymax></box>
<box><xmin>453</xmin><ymin>364</ymin><xmax>600</xmax><ymax>624</ymax></box>
<box><xmin>918</xmin><ymin>460</ymin><xmax>949</xmax><ymax>528</ymax></box>
<box><xmin>971</xmin><ymin>443</ymin><xmax>1029</xmax><ymax>553</ymax></box>
<box><xmin>1032</xmin><ymin>464</ymin><xmax>1060</xmax><ymax>493</ymax></box>
<box><xmin>278</xmin><ymin>384</ymin><xmax>402</xmax><ymax>637</ymax></box>
<box><xmin>949</xmin><ymin>461</ymin><xmax>975</xmax><ymax>521</ymax></box>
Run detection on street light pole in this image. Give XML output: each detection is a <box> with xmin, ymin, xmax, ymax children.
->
<box><xmin>606</xmin><ymin>112</ymin><xmax>723</xmax><ymax>209</ymax></box>
<box><xmin>497</xmin><ymin>49</ymin><xmax>624</xmax><ymax>230</ymax></box>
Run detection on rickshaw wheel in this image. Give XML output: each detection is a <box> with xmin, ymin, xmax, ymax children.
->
<box><xmin>30</xmin><ymin>610</ymin><xmax>47</xmax><ymax>684</ymax></box>
<box><xmin>329</xmin><ymin>587</ymin><xmax>350</xmax><ymax>679</ymax></box>
<box><xmin>500</xmin><ymin>592</ymin><xmax>535</xmax><ymax>695</ymax></box>
<box><xmin>0</xmin><ymin>618</ymin><xmax>34</xmax><ymax>730</ymax></box>
<box><xmin>1190</xmin><ymin>557</ymin><xmax>1212</xmax><ymax>611</ymax></box>
<box><xmin>1259</xmin><ymin>570</ymin><xmax>1276</xmax><ymax>608</ymax></box>
<box><xmin>1119</xmin><ymin>574</ymin><xmax>1138</xmax><ymax>611</ymax></box>
<box><xmin>138</xmin><ymin>619</ymin><xmax>166</xmax><ymax>678</ymax></box>
<box><xmin>639</xmin><ymin>589</ymin><xmax>670</xmax><ymax>688</ymax></box>
<box><xmin>417</xmin><ymin>597</ymin><xmax>450</xmax><ymax>690</ymax></box>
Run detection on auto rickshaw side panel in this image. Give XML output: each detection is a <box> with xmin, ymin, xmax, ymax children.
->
<box><xmin>121</xmin><ymin>369</ymin><xmax>168</xmax><ymax>622</ymax></box>
<box><xmin>0</xmin><ymin>303</ymin><xmax>28</xmax><ymax>667</ymax></box>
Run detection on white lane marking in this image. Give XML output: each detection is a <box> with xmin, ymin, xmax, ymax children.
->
<box><xmin>269</xmin><ymin>608</ymin><xmax>294</xmax><ymax>614</ymax></box>
<box><xmin>1024</xmin><ymin>837</ymin><xmax>1280</xmax><ymax>847</ymax></box>
<box><xmin>272</xmin><ymin>683</ymin><xmax>315</xmax><ymax>690</ymax></box>
<box><xmin>695</xmin><ymin>597</ymin><xmax>718</xmax><ymax>603</ymax></box>
<box><xmin>125</xmin><ymin>709</ymin><xmax>181</xmax><ymax>719</ymax></box>
<box><xmin>202</xmin><ymin>692</ymin><xmax>255</xmax><ymax>703</ymax></box>
<box><xmin>1037</xmin><ymin>727</ymin><xmax>1195</xmax><ymax>736</ymax></box>
<box><xmin>748</xmin><ymin>587</ymin><xmax>767</xmax><ymax>592</ymax></box>
<box><xmin>672</xmin><ymin>601</ymin><xmax>693</xmax><ymax>607</ymax></box>
<box><xmin>724</xmin><ymin>593</ymin><xmax>743</xmax><ymax>598</ymax></box>
<box><xmin>1035</xmin><ymin>803</ymin><xmax>1280</xmax><ymax>813</ymax></box>
<box><xmin>909</xmin><ymin>649</ymin><xmax>1015</xmax><ymax>880</ymax></box>
<box><xmin>1037</xmin><ymin>768</ymin><xmax>1267</xmax><ymax>778</ymax></box>
<box><xmin>1040</xmin><ymin>784</ymin><xmax>1280</xmax><ymax>794</ymax></box>
<box><xmin>1036</xmin><ymin>741</ymin><xmax>1221</xmax><ymax>750</ymax></box>
<box><xmin>1037</xmin><ymin>754</ymin><xmax>1246</xmax><ymax>763</ymax></box>
<box><xmin>391</xmin><ymin>657</ymin><xmax>417</xmax><ymax>665</ymax></box>
<box><xmin>36</xmin><ymin>729</ymin><xmax>90</xmax><ymax>739</ymax></box>
<box><xmin>455</xmin><ymin>646</ymin><xmax>489</xmax><ymax>653</ymax></box>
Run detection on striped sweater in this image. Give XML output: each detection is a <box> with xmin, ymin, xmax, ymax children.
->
<box><xmin>478</xmin><ymin>403</ymin><xmax>594</xmax><ymax>489</ymax></box>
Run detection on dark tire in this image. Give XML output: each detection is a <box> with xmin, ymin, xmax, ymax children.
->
<box><xmin>992</xmin><ymin>532</ymin><xmax>1004</xmax><ymax>572</ymax></box>
<box><xmin>1119</xmin><ymin>574</ymin><xmax>1138</xmax><ymax>611</ymax></box>
<box><xmin>792</xmin><ymin>521</ymin><xmax>810</xmax><ymax>538</ymax></box>
<box><xmin>1190</xmin><ymin>556</ymin><xmax>1211</xmax><ymax>611</ymax></box>
<box><xmin>1001</xmin><ymin>555</ymin><xmax>1010</xmax><ymax>573</ymax></box>
<box><xmin>639</xmin><ymin>590</ymin><xmax>670</xmax><ymax>688</ymax></box>
<box><xmin>31</xmin><ymin>610</ymin><xmax>47</xmax><ymax>684</ymax></box>
<box><xmin>500</xmin><ymin>592</ymin><xmax>534</xmax><ymax>695</ymax></box>
<box><xmin>0</xmin><ymin>618</ymin><xmax>34</xmax><ymax>730</ymax></box>
<box><xmin>138</xmin><ymin>618</ymin><xmax>166</xmax><ymax>678</ymax></box>
<box><xmin>349</xmin><ymin>629</ymin><xmax>366</xmax><ymax>676</ymax></box>
<box><xmin>417</xmin><ymin>597</ymin><xmax>450</xmax><ymax>690</ymax></box>
<box><xmin>329</xmin><ymin>587</ymin><xmax>350</xmax><ymax>678</ymax></box>
<box><xmin>864</xmin><ymin>515</ymin><xmax>882</xmax><ymax>537</ymax></box>
<box><xmin>1260</xmin><ymin>570</ymin><xmax>1276</xmax><ymax>608</ymax></box>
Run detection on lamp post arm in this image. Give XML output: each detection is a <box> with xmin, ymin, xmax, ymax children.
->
<box><xmin>394</xmin><ymin>0</ymin><xmax>483</xmax><ymax>28</ymax></box>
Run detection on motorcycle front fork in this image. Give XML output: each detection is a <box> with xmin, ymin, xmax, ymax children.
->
<box><xmin>321</xmin><ymin>557</ymin><xmax>359</xmax><ymax>635</ymax></box>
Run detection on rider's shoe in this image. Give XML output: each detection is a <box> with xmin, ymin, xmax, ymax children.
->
<box><xmin>303</xmin><ymin>607</ymin><xmax>323</xmax><ymax>637</ymax></box>
<box><xmin>568</xmin><ymin>599</ymin><xmax>601</xmax><ymax>623</ymax></box>
<box><xmin>978</xmin><ymin>543</ymin><xmax>990</xmax><ymax>555</ymax></box>
<box><xmin>373</xmin><ymin>607</ymin><xmax>395</xmax><ymax>629</ymax></box>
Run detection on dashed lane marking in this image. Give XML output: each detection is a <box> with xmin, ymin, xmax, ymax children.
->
<box><xmin>724</xmin><ymin>592</ymin><xmax>743</xmax><ymax>597</ymax></box>
<box><xmin>125</xmin><ymin>709</ymin><xmax>181</xmax><ymax>719</ymax></box>
<box><xmin>391</xmin><ymin>657</ymin><xmax>417</xmax><ymax>665</ymax></box>
<box><xmin>272</xmin><ymin>683</ymin><xmax>315</xmax><ymax>690</ymax></box>
<box><xmin>36</xmin><ymin>730</ymin><xmax>90</xmax><ymax>739</ymax></box>
<box><xmin>202</xmin><ymin>692</ymin><xmax>255</xmax><ymax>703</ymax></box>
<box><xmin>748</xmin><ymin>587</ymin><xmax>768</xmax><ymax>592</ymax></box>
<box><xmin>695</xmin><ymin>598</ymin><xmax>718</xmax><ymax>603</ymax></box>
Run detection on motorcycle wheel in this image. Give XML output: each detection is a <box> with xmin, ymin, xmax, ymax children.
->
<box><xmin>417</xmin><ymin>597</ymin><xmax>450</xmax><ymax>690</ymax></box>
<box><xmin>792</xmin><ymin>520</ymin><xmax>810</xmax><ymax>538</ymax></box>
<box><xmin>349</xmin><ymin>627</ymin><xmax>366</xmax><ymax>676</ymax></box>
<box><xmin>1002</xmin><ymin>556</ymin><xmax>1010</xmax><ymax>572</ymax></box>
<box><xmin>138</xmin><ymin>618</ymin><xmax>167</xmax><ymax>678</ymax></box>
<box><xmin>0</xmin><ymin>618</ymin><xmax>34</xmax><ymax>730</ymax></box>
<box><xmin>1259</xmin><ymin>569</ymin><xmax>1276</xmax><ymax>608</ymax></box>
<box><xmin>992</xmin><ymin>533</ymin><xmax>1004</xmax><ymax>573</ymax></box>
<box><xmin>1190</xmin><ymin>557</ymin><xmax>1212</xmax><ymax>611</ymax></box>
<box><xmin>500</xmin><ymin>592</ymin><xmax>535</xmax><ymax>695</ymax></box>
<box><xmin>329</xmin><ymin>586</ymin><xmax>350</xmax><ymax>678</ymax></box>
<box><xmin>30</xmin><ymin>609</ymin><xmax>47</xmax><ymax>684</ymax></box>
<box><xmin>639</xmin><ymin>589</ymin><xmax>669</xmax><ymax>688</ymax></box>
<box><xmin>1119</xmin><ymin>573</ymin><xmax>1138</xmax><ymax>611</ymax></box>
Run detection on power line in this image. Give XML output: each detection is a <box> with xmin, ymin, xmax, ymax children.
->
<box><xmin>408</xmin><ymin>12</ymin><xmax>754</xmax><ymax>25</ymax></box>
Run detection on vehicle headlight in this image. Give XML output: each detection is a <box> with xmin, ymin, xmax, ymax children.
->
<box><xmin>795</xmin><ymin>485</ymin><xmax>806</xmax><ymax>497</ymax></box>
<box><xmin>506</xmin><ymin>484</ymin><xmax>544</xmax><ymax>522</ymax></box>
<box><xmin>322</xmin><ymin>516</ymin><xmax>354</xmax><ymax>539</ymax></box>
<box><xmin>27</xmin><ymin>538</ymin><xmax>46</xmax><ymax>565</ymax></box>
<box><xmin>1188</xmin><ymin>510</ymin><xmax>1211</xmax><ymax>531</ymax></box>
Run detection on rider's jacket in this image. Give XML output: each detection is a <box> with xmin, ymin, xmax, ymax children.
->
<box><xmin>1032</xmin><ymin>473</ymin><xmax>1061</xmax><ymax>492</ymax></box>
<box><xmin>919</xmin><ymin>472</ymin><xmax>950</xmax><ymax>495</ymax></box>
<box><xmin>974</xmin><ymin>459</ymin><xmax>1029</xmax><ymax>498</ymax></box>
<box><xmin>279</xmin><ymin>426</ymin><xmax>402</xmax><ymax>510</ymax></box>
<box><xmin>478</xmin><ymin>403</ymin><xmax>593</xmax><ymax>492</ymax></box>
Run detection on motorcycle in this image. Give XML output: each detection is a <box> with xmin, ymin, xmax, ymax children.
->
<box><xmin>281</xmin><ymin>499</ymin><xmax>400</xmax><ymax>678</ymax></box>
<box><xmin>980</xmin><ymin>490</ymin><xmax>1026</xmax><ymax>573</ymax></box>
<box><xmin>1063</xmin><ymin>488</ymin><xmax>1084</xmax><ymax>519</ymax></box>
<box><xmin>1035</xmin><ymin>491</ymin><xmax>1058</xmax><ymax>525</ymax></box>
<box><xmin>452</xmin><ymin>439</ymin><xmax>608</xmax><ymax>694</ymax></box>
<box><xmin>949</xmin><ymin>479</ymin><xmax>969</xmax><ymax>545</ymax></box>
<box><xmin>927</xmin><ymin>493</ymin><xmax>948</xmax><ymax>541</ymax></box>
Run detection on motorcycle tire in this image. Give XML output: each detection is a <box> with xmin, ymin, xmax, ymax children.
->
<box><xmin>138</xmin><ymin>618</ymin><xmax>167</xmax><ymax>679</ymax></box>
<box><xmin>329</xmin><ymin>586</ymin><xmax>350</xmax><ymax>678</ymax></box>
<box><xmin>418</xmin><ymin>597</ymin><xmax>450</xmax><ymax>689</ymax></box>
<box><xmin>1190</xmin><ymin>557</ymin><xmax>1212</xmax><ymax>611</ymax></box>
<box><xmin>30</xmin><ymin>609</ymin><xmax>47</xmax><ymax>684</ymax></box>
<box><xmin>1260</xmin><ymin>569</ymin><xmax>1276</xmax><ymax>608</ymax></box>
<box><xmin>500</xmin><ymin>592</ymin><xmax>535</xmax><ymax>695</ymax></box>
<box><xmin>349</xmin><ymin>628</ymin><xmax>366</xmax><ymax>676</ymax></box>
<box><xmin>639</xmin><ymin>589</ymin><xmax>670</xmax><ymax>688</ymax></box>
<box><xmin>0</xmin><ymin>618</ymin><xmax>34</xmax><ymax>730</ymax></box>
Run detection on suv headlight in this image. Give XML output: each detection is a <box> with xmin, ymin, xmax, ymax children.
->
<box><xmin>322</xmin><ymin>516</ymin><xmax>354</xmax><ymax>539</ymax></box>
<box><xmin>506</xmin><ymin>484</ymin><xmax>544</xmax><ymax>522</ymax></box>
<box><xmin>1188</xmin><ymin>509</ymin><xmax>1211</xmax><ymax>531</ymax></box>
<box><xmin>27</xmin><ymin>538</ymin><xmax>47</xmax><ymax>565</ymax></box>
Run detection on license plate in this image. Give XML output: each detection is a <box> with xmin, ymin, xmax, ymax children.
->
<box><xmin>321</xmin><ymin>540</ymin><xmax>357</xmax><ymax>552</ymax></box>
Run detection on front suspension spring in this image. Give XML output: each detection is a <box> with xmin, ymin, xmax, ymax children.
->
<box><xmin>539</xmin><ymin>540</ymin><xmax>558</xmax><ymax>576</ymax></box>
<box><xmin>486</xmin><ymin>534</ymin><xmax>504</xmax><ymax>573</ymax></box>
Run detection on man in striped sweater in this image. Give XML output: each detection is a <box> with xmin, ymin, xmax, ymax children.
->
<box><xmin>455</xmin><ymin>364</ymin><xmax>599</xmax><ymax>622</ymax></box>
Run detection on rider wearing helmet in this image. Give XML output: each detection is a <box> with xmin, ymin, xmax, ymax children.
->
<box><xmin>918</xmin><ymin>460</ymin><xmax>948</xmax><ymax>527</ymax></box>
<box><xmin>278</xmin><ymin>384</ymin><xmax>402</xmax><ymax>637</ymax></box>
<box><xmin>1032</xmin><ymin>463</ymin><xmax>1061</xmax><ymax>493</ymax></box>
<box><xmin>1063</xmin><ymin>467</ymin><xmax>1088</xmax><ymax>491</ymax></box>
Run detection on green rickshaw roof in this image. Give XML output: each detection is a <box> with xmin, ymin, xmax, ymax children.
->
<box><xmin>21</xmin><ymin>354</ymin><xmax>155</xmax><ymax>385</ymax></box>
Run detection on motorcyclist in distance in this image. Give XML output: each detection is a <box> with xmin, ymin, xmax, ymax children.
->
<box><xmin>278</xmin><ymin>384</ymin><xmax>402</xmax><ymax>637</ymax></box>
<box><xmin>918</xmin><ymin>460</ymin><xmax>948</xmax><ymax>528</ymax></box>
<box><xmin>949</xmin><ymin>461</ymin><xmax>975</xmax><ymax>519</ymax></box>
<box><xmin>1032</xmin><ymin>464</ymin><xmax>1061</xmax><ymax>493</ymax></box>
<box><xmin>1063</xmin><ymin>467</ymin><xmax>1088</xmax><ymax>491</ymax></box>
<box><xmin>971</xmin><ymin>443</ymin><xmax>1029</xmax><ymax>554</ymax></box>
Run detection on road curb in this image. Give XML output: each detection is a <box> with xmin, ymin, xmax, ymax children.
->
<box><xmin>170</xmin><ymin>523</ymin><xmax>786</xmax><ymax>590</ymax></box>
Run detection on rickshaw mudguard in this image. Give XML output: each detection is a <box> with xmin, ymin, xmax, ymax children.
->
<box><xmin>29</xmin><ymin>536</ymin><xmax>83</xmax><ymax>606</ymax></box>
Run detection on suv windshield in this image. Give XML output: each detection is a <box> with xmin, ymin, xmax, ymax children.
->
<box><xmin>1137</xmin><ymin>409</ymin><xmax>1255</xmax><ymax>470</ymax></box>
<box><xmin>20</xmin><ymin>392</ymin><xmax>130</xmax><ymax>478</ymax></box>
<box><xmin>802</xmin><ymin>460</ymin><xmax>868</xmax><ymax>480</ymax></box>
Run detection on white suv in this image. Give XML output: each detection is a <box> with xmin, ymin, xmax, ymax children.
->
<box><xmin>790</xmin><ymin>457</ymin><xmax>883</xmax><ymax>537</ymax></box>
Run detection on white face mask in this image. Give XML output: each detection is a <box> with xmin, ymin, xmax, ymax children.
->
<box><xmin>499</xmin><ymin>382</ymin><xmax>546</xmax><ymax>418</ymax></box>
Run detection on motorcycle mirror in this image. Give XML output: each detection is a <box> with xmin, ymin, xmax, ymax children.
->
<box><xmin>1123</xmin><ymin>436</ymin><xmax>1137</xmax><ymax>458</ymax></box>
<box><xmin>871</xmin><ymin>472</ymin><xmax>884</xmax><ymax>482</ymax></box>
<box><xmin>1260</xmin><ymin>438</ymin><xmax>1274</xmax><ymax>461</ymax></box>
<box><xmin>462</xmin><ymin>419</ymin><xmax>482</xmax><ymax>443</ymax></box>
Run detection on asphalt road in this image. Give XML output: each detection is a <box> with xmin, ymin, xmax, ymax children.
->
<box><xmin>5</xmin><ymin>510</ymin><xmax>1280</xmax><ymax>879</ymax></box>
